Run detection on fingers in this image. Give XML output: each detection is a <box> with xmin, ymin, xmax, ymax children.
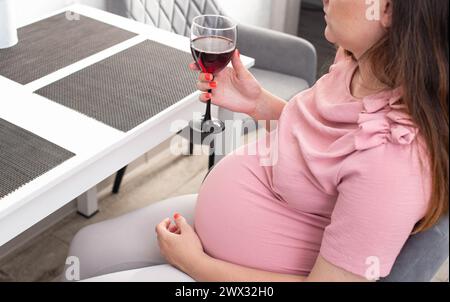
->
<box><xmin>155</xmin><ymin>218</ymin><xmax>171</xmax><ymax>236</ymax></box>
<box><xmin>189</xmin><ymin>62</ymin><xmax>216</xmax><ymax>103</ymax></box>
<box><xmin>196</xmin><ymin>80</ymin><xmax>217</xmax><ymax>92</ymax></box>
<box><xmin>197</xmin><ymin>74</ymin><xmax>215</xmax><ymax>103</ymax></box>
<box><xmin>169</xmin><ymin>227</ymin><xmax>181</xmax><ymax>234</ymax></box>
<box><xmin>189</xmin><ymin>62</ymin><xmax>200</xmax><ymax>71</ymax></box>
<box><xmin>156</xmin><ymin>216</ymin><xmax>184</xmax><ymax>236</ymax></box>
<box><xmin>173</xmin><ymin>213</ymin><xmax>190</xmax><ymax>233</ymax></box>
<box><xmin>197</xmin><ymin>71</ymin><xmax>215</xmax><ymax>103</ymax></box>
<box><xmin>199</xmin><ymin>92</ymin><xmax>212</xmax><ymax>103</ymax></box>
<box><xmin>168</xmin><ymin>223</ymin><xmax>181</xmax><ymax>234</ymax></box>
<box><xmin>188</xmin><ymin>62</ymin><xmax>214</xmax><ymax>82</ymax></box>
<box><xmin>198</xmin><ymin>72</ymin><xmax>214</xmax><ymax>82</ymax></box>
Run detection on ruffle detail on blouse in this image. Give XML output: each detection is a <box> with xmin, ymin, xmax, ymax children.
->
<box><xmin>354</xmin><ymin>87</ymin><xmax>418</xmax><ymax>151</ymax></box>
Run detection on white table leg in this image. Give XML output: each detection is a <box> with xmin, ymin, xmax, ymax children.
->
<box><xmin>77</xmin><ymin>187</ymin><xmax>98</xmax><ymax>218</ymax></box>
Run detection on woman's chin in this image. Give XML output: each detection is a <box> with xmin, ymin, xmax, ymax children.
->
<box><xmin>323</xmin><ymin>27</ymin><xmax>334</xmax><ymax>44</ymax></box>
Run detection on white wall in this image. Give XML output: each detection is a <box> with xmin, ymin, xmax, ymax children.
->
<box><xmin>270</xmin><ymin>0</ymin><xmax>302</xmax><ymax>35</ymax></box>
<box><xmin>216</xmin><ymin>0</ymin><xmax>273</xmax><ymax>29</ymax></box>
<box><xmin>13</xmin><ymin>0</ymin><xmax>106</xmax><ymax>26</ymax></box>
<box><xmin>216</xmin><ymin>0</ymin><xmax>301</xmax><ymax>35</ymax></box>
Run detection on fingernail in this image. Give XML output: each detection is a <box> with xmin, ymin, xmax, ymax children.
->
<box><xmin>206</xmin><ymin>93</ymin><xmax>212</xmax><ymax>99</ymax></box>
<box><xmin>205</xmin><ymin>74</ymin><xmax>213</xmax><ymax>81</ymax></box>
<box><xmin>209</xmin><ymin>81</ymin><xmax>217</xmax><ymax>88</ymax></box>
<box><xmin>174</xmin><ymin>213</ymin><xmax>181</xmax><ymax>219</ymax></box>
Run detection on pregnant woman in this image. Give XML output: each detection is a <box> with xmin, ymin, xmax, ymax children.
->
<box><xmin>66</xmin><ymin>0</ymin><xmax>448</xmax><ymax>281</ymax></box>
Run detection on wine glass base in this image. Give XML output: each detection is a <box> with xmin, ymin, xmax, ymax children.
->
<box><xmin>189</xmin><ymin>117</ymin><xmax>225</xmax><ymax>135</ymax></box>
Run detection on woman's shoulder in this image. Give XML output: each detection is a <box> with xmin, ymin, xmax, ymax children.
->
<box><xmin>336</xmin><ymin>139</ymin><xmax>432</xmax><ymax>225</ymax></box>
<box><xmin>339</xmin><ymin>137</ymin><xmax>431</xmax><ymax>195</ymax></box>
<box><xmin>353</xmin><ymin>138</ymin><xmax>428</xmax><ymax>167</ymax></box>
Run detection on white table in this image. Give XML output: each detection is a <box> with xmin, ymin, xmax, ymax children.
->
<box><xmin>0</xmin><ymin>4</ymin><xmax>254</xmax><ymax>246</ymax></box>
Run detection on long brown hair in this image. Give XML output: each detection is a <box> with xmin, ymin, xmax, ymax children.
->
<box><xmin>347</xmin><ymin>0</ymin><xmax>448</xmax><ymax>232</ymax></box>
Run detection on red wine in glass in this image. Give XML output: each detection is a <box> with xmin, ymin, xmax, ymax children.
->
<box><xmin>191</xmin><ymin>36</ymin><xmax>236</xmax><ymax>74</ymax></box>
<box><xmin>190</xmin><ymin>36</ymin><xmax>235</xmax><ymax>131</ymax></box>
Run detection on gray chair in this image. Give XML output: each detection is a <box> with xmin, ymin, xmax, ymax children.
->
<box><xmin>382</xmin><ymin>214</ymin><xmax>449</xmax><ymax>282</ymax></box>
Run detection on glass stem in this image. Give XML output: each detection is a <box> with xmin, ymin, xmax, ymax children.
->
<box><xmin>203</xmin><ymin>89</ymin><xmax>212</xmax><ymax>123</ymax></box>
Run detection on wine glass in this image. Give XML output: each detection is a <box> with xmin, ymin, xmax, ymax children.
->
<box><xmin>189</xmin><ymin>15</ymin><xmax>237</xmax><ymax>136</ymax></box>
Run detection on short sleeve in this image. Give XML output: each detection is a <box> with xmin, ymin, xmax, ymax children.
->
<box><xmin>320</xmin><ymin>143</ymin><xmax>431</xmax><ymax>279</ymax></box>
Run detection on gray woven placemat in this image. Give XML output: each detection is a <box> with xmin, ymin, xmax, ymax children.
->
<box><xmin>0</xmin><ymin>118</ymin><xmax>75</xmax><ymax>199</ymax></box>
<box><xmin>35</xmin><ymin>40</ymin><xmax>198</xmax><ymax>132</ymax></box>
<box><xmin>0</xmin><ymin>12</ymin><xmax>136</xmax><ymax>84</ymax></box>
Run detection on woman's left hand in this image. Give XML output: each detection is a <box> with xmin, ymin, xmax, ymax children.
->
<box><xmin>155</xmin><ymin>213</ymin><xmax>206</xmax><ymax>273</ymax></box>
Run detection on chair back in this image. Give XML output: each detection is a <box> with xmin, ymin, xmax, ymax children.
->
<box><xmin>107</xmin><ymin>0</ymin><xmax>223</xmax><ymax>37</ymax></box>
<box><xmin>382</xmin><ymin>214</ymin><xmax>449</xmax><ymax>282</ymax></box>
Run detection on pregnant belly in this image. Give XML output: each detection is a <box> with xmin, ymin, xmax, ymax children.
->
<box><xmin>194</xmin><ymin>144</ymin><xmax>325</xmax><ymax>276</ymax></box>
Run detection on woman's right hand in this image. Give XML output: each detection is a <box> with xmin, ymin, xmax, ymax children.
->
<box><xmin>189</xmin><ymin>49</ymin><xmax>263</xmax><ymax>116</ymax></box>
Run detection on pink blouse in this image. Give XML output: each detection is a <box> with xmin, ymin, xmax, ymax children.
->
<box><xmin>194</xmin><ymin>54</ymin><xmax>431</xmax><ymax>278</ymax></box>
